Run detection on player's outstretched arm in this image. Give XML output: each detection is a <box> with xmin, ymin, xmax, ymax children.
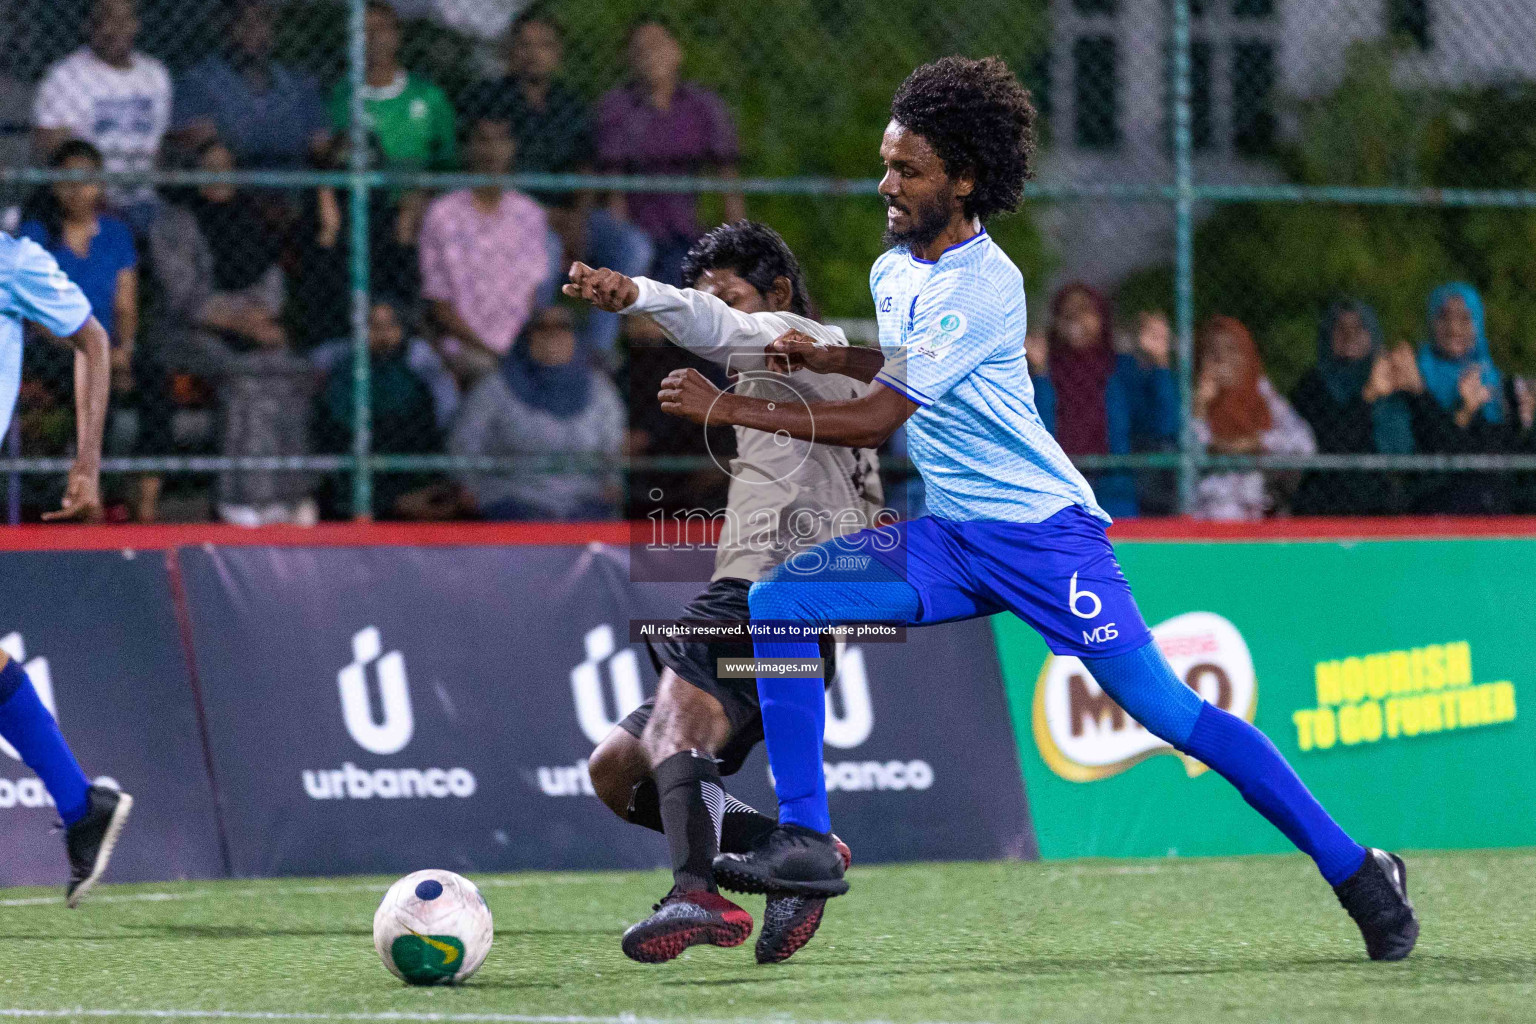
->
<box><xmin>658</xmin><ymin>367</ymin><xmax>916</xmax><ymax>449</ymax></box>
<box><xmin>768</xmin><ymin>329</ymin><xmax>886</xmax><ymax>382</ymax></box>
<box><xmin>565</xmin><ymin>262</ymin><xmax>846</xmax><ymax>372</ymax></box>
<box><xmin>45</xmin><ymin>315</ymin><xmax>109</xmax><ymax>522</ymax></box>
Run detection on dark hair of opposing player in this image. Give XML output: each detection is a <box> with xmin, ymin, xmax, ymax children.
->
<box><xmin>22</xmin><ymin>139</ymin><xmax>105</xmax><ymax>245</ymax></box>
<box><xmin>681</xmin><ymin>220</ymin><xmax>811</xmax><ymax>317</ymax></box>
<box><xmin>889</xmin><ymin>55</ymin><xmax>1037</xmax><ymax>223</ymax></box>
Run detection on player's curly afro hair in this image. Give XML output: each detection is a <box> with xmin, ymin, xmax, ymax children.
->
<box><xmin>890</xmin><ymin>56</ymin><xmax>1037</xmax><ymax>222</ymax></box>
<box><xmin>681</xmin><ymin>221</ymin><xmax>811</xmax><ymax>317</ymax></box>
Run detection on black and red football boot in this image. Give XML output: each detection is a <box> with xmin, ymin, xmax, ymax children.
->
<box><xmin>754</xmin><ymin>834</ymin><xmax>852</xmax><ymax>964</ymax></box>
<box><xmin>620</xmin><ymin>888</ymin><xmax>754</xmax><ymax>964</ymax></box>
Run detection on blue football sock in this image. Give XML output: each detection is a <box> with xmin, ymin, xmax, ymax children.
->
<box><xmin>1085</xmin><ymin>640</ymin><xmax>1366</xmax><ymax>886</ymax></box>
<box><xmin>749</xmin><ymin>567</ymin><xmax>922</xmax><ymax>835</ymax></box>
<box><xmin>0</xmin><ymin>658</ymin><xmax>91</xmax><ymax>825</ymax></box>
<box><xmin>1182</xmin><ymin>703</ymin><xmax>1366</xmax><ymax>885</ymax></box>
<box><xmin>753</xmin><ymin>638</ymin><xmax>829</xmax><ymax>833</ymax></box>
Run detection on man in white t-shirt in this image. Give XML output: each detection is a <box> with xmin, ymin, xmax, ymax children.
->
<box><xmin>32</xmin><ymin>0</ymin><xmax>171</xmax><ymax>223</ymax></box>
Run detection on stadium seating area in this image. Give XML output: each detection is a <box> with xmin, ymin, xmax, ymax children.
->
<box><xmin>4</xmin><ymin>0</ymin><xmax>1536</xmax><ymax>524</ymax></box>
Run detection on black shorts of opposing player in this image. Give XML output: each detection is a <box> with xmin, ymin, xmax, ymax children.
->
<box><xmin>622</xmin><ymin>577</ymin><xmax>838</xmax><ymax>777</ymax></box>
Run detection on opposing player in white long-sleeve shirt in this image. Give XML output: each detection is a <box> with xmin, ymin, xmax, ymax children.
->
<box><xmin>566</xmin><ymin>222</ymin><xmax>880</xmax><ymax>966</ymax></box>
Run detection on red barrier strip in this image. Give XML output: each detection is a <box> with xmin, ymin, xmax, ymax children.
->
<box><xmin>0</xmin><ymin>516</ymin><xmax>1535</xmax><ymax>552</ymax></box>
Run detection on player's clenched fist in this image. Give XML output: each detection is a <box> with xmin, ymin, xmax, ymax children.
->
<box><xmin>766</xmin><ymin>328</ymin><xmax>842</xmax><ymax>375</ymax></box>
<box><xmin>563</xmin><ymin>262</ymin><xmax>639</xmax><ymax>312</ymax></box>
<box><xmin>658</xmin><ymin>367</ymin><xmax>722</xmax><ymax>424</ymax></box>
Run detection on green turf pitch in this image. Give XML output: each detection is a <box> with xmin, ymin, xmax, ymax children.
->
<box><xmin>0</xmin><ymin>850</ymin><xmax>1529</xmax><ymax>1023</ymax></box>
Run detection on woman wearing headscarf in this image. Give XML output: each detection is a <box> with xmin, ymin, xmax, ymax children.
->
<box><xmin>1290</xmin><ymin>300</ymin><xmax>1416</xmax><ymax>515</ymax></box>
<box><xmin>1033</xmin><ymin>284</ymin><xmax>1178</xmax><ymax>517</ymax></box>
<box><xmin>1404</xmin><ymin>282</ymin><xmax>1534</xmax><ymax>514</ymax></box>
<box><xmin>1191</xmin><ymin>315</ymin><xmax>1316</xmax><ymax>520</ymax></box>
<box><xmin>450</xmin><ymin>304</ymin><xmax>626</xmax><ymax>520</ymax></box>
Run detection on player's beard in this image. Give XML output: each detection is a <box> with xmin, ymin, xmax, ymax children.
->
<box><xmin>883</xmin><ymin>186</ymin><xmax>955</xmax><ymax>251</ymax></box>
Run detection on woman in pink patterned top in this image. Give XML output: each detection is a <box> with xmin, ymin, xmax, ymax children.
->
<box><xmin>419</xmin><ymin>114</ymin><xmax>551</xmax><ymax>384</ymax></box>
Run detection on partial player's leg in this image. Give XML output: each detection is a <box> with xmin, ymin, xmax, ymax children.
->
<box><xmin>0</xmin><ymin>653</ymin><xmax>132</xmax><ymax>906</ymax></box>
<box><xmin>717</xmin><ymin>520</ymin><xmax>990</xmax><ymax>898</ymax></box>
<box><xmin>969</xmin><ymin>506</ymin><xmax>1417</xmax><ymax>961</ymax></box>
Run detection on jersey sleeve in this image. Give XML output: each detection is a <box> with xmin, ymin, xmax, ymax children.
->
<box><xmin>624</xmin><ymin>276</ymin><xmax>846</xmax><ymax>372</ymax></box>
<box><xmin>873</xmin><ymin>270</ymin><xmax>1005</xmax><ymax>407</ymax></box>
<box><xmin>7</xmin><ymin>238</ymin><xmax>92</xmax><ymax>337</ymax></box>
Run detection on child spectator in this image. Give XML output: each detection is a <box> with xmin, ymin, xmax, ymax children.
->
<box><xmin>419</xmin><ymin>114</ymin><xmax>550</xmax><ymax>385</ymax></box>
<box><xmin>1290</xmin><ymin>299</ymin><xmax>1417</xmax><ymax>516</ymax></box>
<box><xmin>32</xmin><ymin>0</ymin><xmax>171</xmax><ymax>227</ymax></box>
<box><xmin>595</xmin><ymin>17</ymin><xmax>743</xmax><ymax>284</ymax></box>
<box><xmin>1033</xmin><ymin>285</ymin><xmax>1178</xmax><ymax>517</ymax></box>
<box><xmin>449</xmin><ymin>305</ymin><xmax>625</xmax><ymax>521</ymax></box>
<box><xmin>1191</xmin><ymin>315</ymin><xmax>1315</xmax><ymax>520</ymax></box>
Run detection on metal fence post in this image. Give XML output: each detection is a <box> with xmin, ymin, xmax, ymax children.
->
<box><xmin>1171</xmin><ymin>0</ymin><xmax>1197</xmax><ymax>514</ymax></box>
<box><xmin>347</xmin><ymin>0</ymin><xmax>374</xmax><ymax>520</ymax></box>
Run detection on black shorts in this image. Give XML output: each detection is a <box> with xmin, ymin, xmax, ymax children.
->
<box><xmin>620</xmin><ymin>577</ymin><xmax>835</xmax><ymax>777</ymax></box>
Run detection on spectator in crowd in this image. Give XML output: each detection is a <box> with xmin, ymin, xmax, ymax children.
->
<box><xmin>1191</xmin><ymin>315</ymin><xmax>1316</xmax><ymax>520</ymax></box>
<box><xmin>313</xmin><ymin>296</ymin><xmax>464</xmax><ymax>520</ymax></box>
<box><xmin>32</xmin><ymin>0</ymin><xmax>171</xmax><ymax>228</ymax></box>
<box><xmin>148</xmin><ymin>139</ymin><xmax>315</xmax><ymax>526</ymax></box>
<box><xmin>1032</xmin><ymin>285</ymin><xmax>1178</xmax><ymax>517</ymax></box>
<box><xmin>171</xmin><ymin>0</ymin><xmax>330</xmax><ymax>170</ymax></box>
<box><xmin>450</xmin><ymin>304</ymin><xmax>625</xmax><ymax>520</ymax></box>
<box><xmin>1290</xmin><ymin>299</ymin><xmax>1417</xmax><ymax>516</ymax></box>
<box><xmin>1404</xmin><ymin>282</ymin><xmax>1536</xmax><ymax>514</ymax></box>
<box><xmin>596</xmin><ymin>17</ymin><xmax>743</xmax><ymax>284</ymax></box>
<box><xmin>285</xmin><ymin>133</ymin><xmax>420</xmax><ymax>351</ymax></box>
<box><xmin>458</xmin><ymin>12</ymin><xmax>653</xmax><ymax>357</ymax></box>
<box><xmin>308</xmin><ymin>297</ymin><xmax>458</xmax><ymax>434</ymax></box>
<box><xmin>330</xmin><ymin>1</ymin><xmax>456</xmax><ymax>172</ymax></box>
<box><xmin>17</xmin><ymin>139</ymin><xmax>153</xmax><ymax>518</ymax></box>
<box><xmin>419</xmin><ymin>113</ymin><xmax>550</xmax><ymax>385</ymax></box>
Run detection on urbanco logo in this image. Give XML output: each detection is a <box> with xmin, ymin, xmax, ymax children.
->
<box><xmin>0</xmin><ymin>632</ymin><xmax>54</xmax><ymax>762</ymax></box>
<box><xmin>0</xmin><ymin>632</ymin><xmax>117</xmax><ymax>810</ymax></box>
<box><xmin>1033</xmin><ymin>611</ymin><xmax>1256</xmax><ymax>782</ymax></box>
<box><xmin>302</xmin><ymin>627</ymin><xmax>476</xmax><ymax>802</ymax></box>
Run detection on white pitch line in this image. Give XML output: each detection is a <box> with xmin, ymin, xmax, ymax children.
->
<box><xmin>0</xmin><ymin>1011</ymin><xmax>984</xmax><ymax>1024</ymax></box>
<box><xmin>0</xmin><ymin>873</ymin><xmax>633</xmax><ymax>908</ymax></box>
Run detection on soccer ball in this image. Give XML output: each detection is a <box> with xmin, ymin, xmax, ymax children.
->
<box><xmin>373</xmin><ymin>869</ymin><xmax>494</xmax><ymax>985</ymax></box>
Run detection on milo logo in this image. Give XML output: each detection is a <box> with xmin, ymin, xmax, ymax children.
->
<box><xmin>1033</xmin><ymin>611</ymin><xmax>1256</xmax><ymax>782</ymax></box>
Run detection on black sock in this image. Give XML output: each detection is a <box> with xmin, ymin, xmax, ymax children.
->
<box><xmin>625</xmin><ymin>777</ymin><xmax>664</xmax><ymax>833</ymax></box>
<box><xmin>654</xmin><ymin>749</ymin><xmax>725</xmax><ymax>893</ymax></box>
<box><xmin>720</xmin><ymin>793</ymin><xmax>778</xmax><ymax>852</ymax></box>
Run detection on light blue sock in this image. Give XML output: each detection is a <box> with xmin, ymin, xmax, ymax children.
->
<box><xmin>1084</xmin><ymin>641</ymin><xmax>1366</xmax><ymax>885</ymax></box>
<box><xmin>0</xmin><ymin>658</ymin><xmax>91</xmax><ymax>825</ymax></box>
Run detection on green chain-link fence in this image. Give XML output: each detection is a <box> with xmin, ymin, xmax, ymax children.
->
<box><xmin>3</xmin><ymin>0</ymin><xmax>1536</xmax><ymax>522</ymax></box>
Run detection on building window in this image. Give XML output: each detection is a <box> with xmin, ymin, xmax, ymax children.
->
<box><xmin>1232</xmin><ymin>39</ymin><xmax>1276</xmax><ymax>156</ymax></box>
<box><xmin>1190</xmin><ymin>39</ymin><xmax>1213</xmax><ymax>151</ymax></box>
<box><xmin>1073</xmin><ymin>35</ymin><xmax>1120</xmax><ymax>150</ymax></box>
<box><xmin>1388</xmin><ymin>0</ymin><xmax>1431</xmax><ymax>49</ymax></box>
<box><xmin>1072</xmin><ymin>0</ymin><xmax>1119</xmax><ymax>14</ymax></box>
<box><xmin>1232</xmin><ymin>0</ymin><xmax>1273</xmax><ymax>17</ymax></box>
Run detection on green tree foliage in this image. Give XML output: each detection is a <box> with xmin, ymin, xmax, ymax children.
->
<box><xmin>1119</xmin><ymin>42</ymin><xmax>1536</xmax><ymax>391</ymax></box>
